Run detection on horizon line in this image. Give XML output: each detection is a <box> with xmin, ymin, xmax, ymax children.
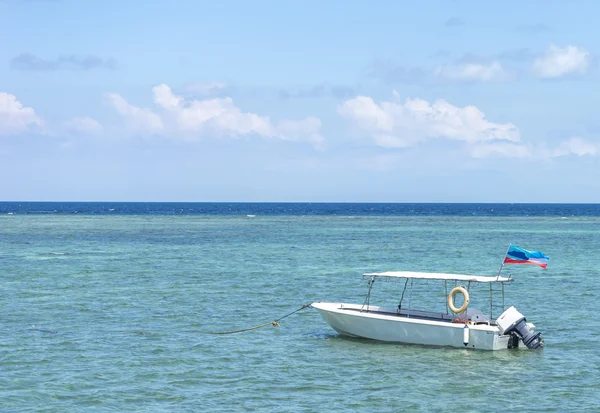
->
<box><xmin>2</xmin><ymin>201</ymin><xmax>600</xmax><ymax>205</ymax></box>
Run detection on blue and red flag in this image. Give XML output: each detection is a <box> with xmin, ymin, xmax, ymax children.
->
<box><xmin>503</xmin><ymin>245</ymin><xmax>549</xmax><ymax>269</ymax></box>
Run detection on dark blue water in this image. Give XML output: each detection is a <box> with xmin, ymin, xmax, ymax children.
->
<box><xmin>2</xmin><ymin>202</ymin><xmax>600</xmax><ymax>216</ymax></box>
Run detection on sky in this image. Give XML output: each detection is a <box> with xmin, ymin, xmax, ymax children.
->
<box><xmin>1</xmin><ymin>0</ymin><xmax>600</xmax><ymax>202</ymax></box>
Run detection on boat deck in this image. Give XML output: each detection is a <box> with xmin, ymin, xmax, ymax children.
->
<box><xmin>342</xmin><ymin>306</ymin><xmax>496</xmax><ymax>325</ymax></box>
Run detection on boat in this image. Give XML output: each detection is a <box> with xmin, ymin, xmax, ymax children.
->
<box><xmin>311</xmin><ymin>245</ymin><xmax>549</xmax><ymax>351</ymax></box>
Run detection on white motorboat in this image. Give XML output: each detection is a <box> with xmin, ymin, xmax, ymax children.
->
<box><xmin>312</xmin><ymin>245</ymin><xmax>548</xmax><ymax>351</ymax></box>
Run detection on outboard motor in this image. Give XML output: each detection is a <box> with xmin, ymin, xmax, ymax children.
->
<box><xmin>497</xmin><ymin>306</ymin><xmax>544</xmax><ymax>349</ymax></box>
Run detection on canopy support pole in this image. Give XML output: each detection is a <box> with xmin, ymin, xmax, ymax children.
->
<box><xmin>444</xmin><ymin>280</ymin><xmax>449</xmax><ymax>315</ymax></box>
<box><xmin>361</xmin><ymin>276</ymin><xmax>375</xmax><ymax>312</ymax></box>
<box><xmin>407</xmin><ymin>279</ymin><xmax>414</xmax><ymax>318</ymax></box>
<box><xmin>489</xmin><ymin>283</ymin><xmax>493</xmax><ymax>324</ymax></box>
<box><xmin>398</xmin><ymin>278</ymin><xmax>409</xmax><ymax>313</ymax></box>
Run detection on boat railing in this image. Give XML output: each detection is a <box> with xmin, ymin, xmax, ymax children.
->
<box><xmin>360</xmin><ymin>271</ymin><xmax>513</xmax><ymax>325</ymax></box>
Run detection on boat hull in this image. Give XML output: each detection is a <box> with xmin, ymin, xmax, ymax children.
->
<box><xmin>312</xmin><ymin>302</ymin><xmax>515</xmax><ymax>351</ymax></box>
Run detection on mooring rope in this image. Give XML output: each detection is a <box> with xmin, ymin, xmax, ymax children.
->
<box><xmin>207</xmin><ymin>303</ymin><xmax>312</xmax><ymax>335</ymax></box>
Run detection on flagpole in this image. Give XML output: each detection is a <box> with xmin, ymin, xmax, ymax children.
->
<box><xmin>496</xmin><ymin>243</ymin><xmax>512</xmax><ymax>280</ymax></box>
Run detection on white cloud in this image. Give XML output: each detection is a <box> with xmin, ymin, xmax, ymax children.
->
<box><xmin>553</xmin><ymin>137</ymin><xmax>597</xmax><ymax>157</ymax></box>
<box><xmin>532</xmin><ymin>45</ymin><xmax>590</xmax><ymax>78</ymax></box>
<box><xmin>64</xmin><ymin>116</ymin><xmax>103</xmax><ymax>135</ymax></box>
<box><xmin>0</xmin><ymin>92</ymin><xmax>42</xmax><ymax>135</ymax></box>
<box><xmin>106</xmin><ymin>93</ymin><xmax>164</xmax><ymax>134</ymax></box>
<box><xmin>471</xmin><ymin>137</ymin><xmax>598</xmax><ymax>160</ymax></box>
<box><xmin>338</xmin><ymin>93</ymin><xmax>521</xmax><ymax>152</ymax></box>
<box><xmin>153</xmin><ymin>84</ymin><xmax>183</xmax><ymax>111</ymax></box>
<box><xmin>435</xmin><ymin>61</ymin><xmax>509</xmax><ymax>82</ymax></box>
<box><xmin>109</xmin><ymin>84</ymin><xmax>324</xmax><ymax>148</ymax></box>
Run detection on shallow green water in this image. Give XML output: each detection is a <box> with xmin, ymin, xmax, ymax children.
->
<box><xmin>2</xmin><ymin>215</ymin><xmax>599</xmax><ymax>412</ymax></box>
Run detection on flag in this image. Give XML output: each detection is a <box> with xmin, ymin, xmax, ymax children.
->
<box><xmin>503</xmin><ymin>245</ymin><xmax>549</xmax><ymax>269</ymax></box>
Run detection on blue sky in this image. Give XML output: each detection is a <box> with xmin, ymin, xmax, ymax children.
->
<box><xmin>1</xmin><ymin>0</ymin><xmax>599</xmax><ymax>202</ymax></box>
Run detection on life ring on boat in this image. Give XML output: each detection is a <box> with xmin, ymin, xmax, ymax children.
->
<box><xmin>448</xmin><ymin>286</ymin><xmax>469</xmax><ymax>314</ymax></box>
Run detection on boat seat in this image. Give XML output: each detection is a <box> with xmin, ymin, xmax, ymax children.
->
<box><xmin>465</xmin><ymin>308</ymin><xmax>490</xmax><ymax>324</ymax></box>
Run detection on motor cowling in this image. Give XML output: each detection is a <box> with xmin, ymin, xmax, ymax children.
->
<box><xmin>497</xmin><ymin>306</ymin><xmax>544</xmax><ymax>349</ymax></box>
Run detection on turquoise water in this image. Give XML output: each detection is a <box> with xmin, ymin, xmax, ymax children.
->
<box><xmin>2</xmin><ymin>214</ymin><xmax>599</xmax><ymax>412</ymax></box>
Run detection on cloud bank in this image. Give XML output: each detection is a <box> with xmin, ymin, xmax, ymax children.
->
<box><xmin>0</xmin><ymin>92</ymin><xmax>42</xmax><ymax>135</ymax></box>
<box><xmin>2</xmin><ymin>87</ymin><xmax>596</xmax><ymax>161</ymax></box>
<box><xmin>107</xmin><ymin>84</ymin><xmax>324</xmax><ymax>148</ymax></box>
<box><xmin>532</xmin><ymin>45</ymin><xmax>590</xmax><ymax>78</ymax></box>
<box><xmin>553</xmin><ymin>137</ymin><xmax>597</xmax><ymax>157</ymax></box>
<box><xmin>338</xmin><ymin>92</ymin><xmax>521</xmax><ymax>153</ymax></box>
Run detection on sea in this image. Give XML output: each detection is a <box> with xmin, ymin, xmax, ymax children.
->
<box><xmin>1</xmin><ymin>202</ymin><xmax>599</xmax><ymax>412</ymax></box>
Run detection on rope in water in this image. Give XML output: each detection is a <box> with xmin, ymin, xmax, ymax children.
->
<box><xmin>207</xmin><ymin>303</ymin><xmax>312</xmax><ymax>335</ymax></box>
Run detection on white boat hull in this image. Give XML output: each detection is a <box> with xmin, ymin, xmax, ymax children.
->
<box><xmin>312</xmin><ymin>302</ymin><xmax>521</xmax><ymax>351</ymax></box>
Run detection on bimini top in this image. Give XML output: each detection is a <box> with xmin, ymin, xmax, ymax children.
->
<box><xmin>362</xmin><ymin>271</ymin><xmax>512</xmax><ymax>283</ymax></box>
